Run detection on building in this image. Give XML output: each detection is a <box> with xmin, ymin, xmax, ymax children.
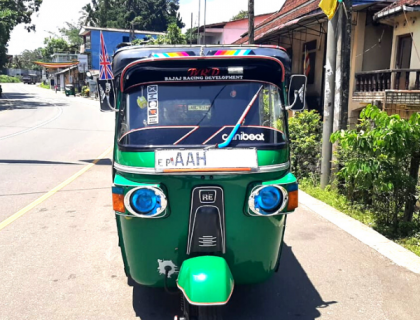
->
<box><xmin>352</xmin><ymin>0</ymin><xmax>420</xmax><ymax>119</ymax></box>
<box><xmin>196</xmin><ymin>13</ymin><xmax>275</xmax><ymax>45</ymax></box>
<box><xmin>34</xmin><ymin>52</ymin><xmax>80</xmax><ymax>91</ymax></box>
<box><xmin>79</xmin><ymin>26</ymin><xmax>165</xmax><ymax>71</ymax></box>
<box><xmin>233</xmin><ymin>0</ymin><xmax>400</xmax><ymax>123</ymax></box>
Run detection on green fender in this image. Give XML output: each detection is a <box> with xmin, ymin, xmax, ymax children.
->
<box><xmin>177</xmin><ymin>256</ymin><xmax>234</xmax><ymax>306</ymax></box>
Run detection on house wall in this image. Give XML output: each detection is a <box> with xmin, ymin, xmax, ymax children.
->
<box><xmin>275</xmin><ymin>22</ymin><xmax>327</xmax><ymax>113</ymax></box>
<box><xmin>223</xmin><ymin>14</ymin><xmax>272</xmax><ymax>44</ymax></box>
<box><xmin>390</xmin><ymin>12</ymin><xmax>420</xmax><ymax>89</ymax></box>
<box><xmin>348</xmin><ymin>12</ymin><xmax>394</xmax><ymax>123</ymax></box>
<box><xmin>202</xmin><ymin>30</ymin><xmax>223</xmax><ymax>44</ymax></box>
<box><xmin>90</xmin><ymin>30</ymin><xmax>158</xmax><ymax>70</ymax></box>
<box><xmin>361</xmin><ymin>13</ymin><xmax>393</xmax><ymax>72</ymax></box>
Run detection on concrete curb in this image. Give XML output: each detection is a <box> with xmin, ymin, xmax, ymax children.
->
<box><xmin>299</xmin><ymin>190</ymin><xmax>420</xmax><ymax>274</ymax></box>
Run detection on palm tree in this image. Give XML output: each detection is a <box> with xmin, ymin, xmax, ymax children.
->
<box><xmin>79</xmin><ymin>1</ymin><xmax>99</xmax><ymax>27</ymax></box>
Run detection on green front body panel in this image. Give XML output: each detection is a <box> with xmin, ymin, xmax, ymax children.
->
<box><xmin>115</xmin><ymin>148</ymin><xmax>293</xmax><ymax>287</ymax></box>
<box><xmin>177</xmin><ymin>256</ymin><xmax>234</xmax><ymax>305</ymax></box>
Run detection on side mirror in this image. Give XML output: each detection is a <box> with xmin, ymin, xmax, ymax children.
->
<box><xmin>286</xmin><ymin>75</ymin><xmax>307</xmax><ymax>111</ymax></box>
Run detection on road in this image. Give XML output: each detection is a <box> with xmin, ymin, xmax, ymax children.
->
<box><xmin>0</xmin><ymin>83</ymin><xmax>419</xmax><ymax>320</ymax></box>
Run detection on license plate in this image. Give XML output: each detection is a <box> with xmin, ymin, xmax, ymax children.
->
<box><xmin>155</xmin><ymin>148</ymin><xmax>258</xmax><ymax>172</ymax></box>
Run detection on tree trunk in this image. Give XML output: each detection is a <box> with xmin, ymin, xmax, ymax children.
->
<box><xmin>248</xmin><ymin>0</ymin><xmax>255</xmax><ymax>44</ymax></box>
<box><xmin>404</xmin><ymin>155</ymin><xmax>420</xmax><ymax>222</ymax></box>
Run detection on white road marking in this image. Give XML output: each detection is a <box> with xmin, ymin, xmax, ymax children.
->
<box><xmin>299</xmin><ymin>190</ymin><xmax>420</xmax><ymax>274</ymax></box>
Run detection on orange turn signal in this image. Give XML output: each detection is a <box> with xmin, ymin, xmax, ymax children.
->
<box><xmin>112</xmin><ymin>193</ymin><xmax>125</xmax><ymax>213</ymax></box>
<box><xmin>287</xmin><ymin>190</ymin><xmax>298</xmax><ymax>211</ymax></box>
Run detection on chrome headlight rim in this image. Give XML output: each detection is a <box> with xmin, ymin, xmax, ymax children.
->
<box><xmin>248</xmin><ymin>184</ymin><xmax>288</xmax><ymax>216</ymax></box>
<box><xmin>124</xmin><ymin>186</ymin><xmax>168</xmax><ymax>218</ymax></box>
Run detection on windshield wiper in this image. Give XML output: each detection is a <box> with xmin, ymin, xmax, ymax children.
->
<box><xmin>216</xmin><ymin>85</ymin><xmax>263</xmax><ymax>149</ymax></box>
<box><xmin>196</xmin><ymin>85</ymin><xmax>227</xmax><ymax>126</ymax></box>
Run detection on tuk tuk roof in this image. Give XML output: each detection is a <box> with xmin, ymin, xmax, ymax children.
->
<box><xmin>112</xmin><ymin>45</ymin><xmax>291</xmax><ymax>77</ymax></box>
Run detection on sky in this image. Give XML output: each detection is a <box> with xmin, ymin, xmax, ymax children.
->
<box><xmin>8</xmin><ymin>0</ymin><xmax>284</xmax><ymax>55</ymax></box>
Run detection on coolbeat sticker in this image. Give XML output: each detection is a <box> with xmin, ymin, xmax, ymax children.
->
<box><xmin>147</xmin><ymin>85</ymin><xmax>159</xmax><ymax>124</ymax></box>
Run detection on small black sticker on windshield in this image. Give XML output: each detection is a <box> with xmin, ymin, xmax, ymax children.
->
<box><xmin>147</xmin><ymin>85</ymin><xmax>159</xmax><ymax>124</ymax></box>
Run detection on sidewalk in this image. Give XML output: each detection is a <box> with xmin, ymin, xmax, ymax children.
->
<box><xmin>299</xmin><ymin>190</ymin><xmax>420</xmax><ymax>274</ymax></box>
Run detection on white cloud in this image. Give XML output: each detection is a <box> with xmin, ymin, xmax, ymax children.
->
<box><xmin>8</xmin><ymin>0</ymin><xmax>91</xmax><ymax>55</ymax></box>
<box><xmin>179</xmin><ymin>0</ymin><xmax>284</xmax><ymax>30</ymax></box>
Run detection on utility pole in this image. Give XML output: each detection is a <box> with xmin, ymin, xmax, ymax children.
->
<box><xmin>248</xmin><ymin>0</ymin><xmax>255</xmax><ymax>44</ymax></box>
<box><xmin>330</xmin><ymin>0</ymin><xmax>352</xmax><ymax>174</ymax></box>
<box><xmin>321</xmin><ymin>0</ymin><xmax>352</xmax><ymax>186</ymax></box>
<box><xmin>333</xmin><ymin>1</ymin><xmax>352</xmax><ymax>134</ymax></box>
<box><xmin>340</xmin><ymin>0</ymin><xmax>352</xmax><ymax>129</ymax></box>
<box><xmin>197</xmin><ymin>0</ymin><xmax>201</xmax><ymax>45</ymax></box>
<box><xmin>190</xmin><ymin>13</ymin><xmax>193</xmax><ymax>45</ymax></box>
<box><xmin>203</xmin><ymin>0</ymin><xmax>207</xmax><ymax>45</ymax></box>
<box><xmin>320</xmin><ymin>14</ymin><xmax>338</xmax><ymax>188</ymax></box>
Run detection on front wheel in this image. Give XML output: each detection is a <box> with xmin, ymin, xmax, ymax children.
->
<box><xmin>197</xmin><ymin>306</ymin><xmax>223</xmax><ymax>320</ymax></box>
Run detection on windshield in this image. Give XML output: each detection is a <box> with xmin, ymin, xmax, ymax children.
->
<box><xmin>118</xmin><ymin>82</ymin><xmax>286</xmax><ymax>148</ymax></box>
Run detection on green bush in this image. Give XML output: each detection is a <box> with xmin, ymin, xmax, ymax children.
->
<box><xmin>39</xmin><ymin>82</ymin><xmax>50</xmax><ymax>89</ymax></box>
<box><xmin>291</xmin><ymin>105</ymin><xmax>420</xmax><ymax>256</ymax></box>
<box><xmin>289</xmin><ymin>110</ymin><xmax>322</xmax><ymax>180</ymax></box>
<box><xmin>0</xmin><ymin>75</ymin><xmax>21</xmax><ymax>83</ymax></box>
<box><xmin>331</xmin><ymin>105</ymin><xmax>420</xmax><ymax>232</ymax></box>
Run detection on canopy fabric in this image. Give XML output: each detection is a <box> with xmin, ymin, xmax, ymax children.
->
<box><xmin>34</xmin><ymin>61</ymin><xmax>79</xmax><ymax>69</ymax></box>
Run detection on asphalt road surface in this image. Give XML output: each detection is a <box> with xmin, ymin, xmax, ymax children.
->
<box><xmin>0</xmin><ymin>83</ymin><xmax>419</xmax><ymax>320</ymax></box>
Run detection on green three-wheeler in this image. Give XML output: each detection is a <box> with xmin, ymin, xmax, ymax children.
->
<box><xmin>100</xmin><ymin>45</ymin><xmax>306</xmax><ymax>319</ymax></box>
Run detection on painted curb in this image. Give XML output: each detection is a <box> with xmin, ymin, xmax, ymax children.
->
<box><xmin>299</xmin><ymin>190</ymin><xmax>420</xmax><ymax>274</ymax></box>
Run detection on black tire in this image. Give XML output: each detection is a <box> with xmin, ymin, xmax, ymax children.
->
<box><xmin>197</xmin><ymin>306</ymin><xmax>223</xmax><ymax>320</ymax></box>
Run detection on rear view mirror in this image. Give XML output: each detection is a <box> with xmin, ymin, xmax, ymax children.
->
<box><xmin>287</xmin><ymin>75</ymin><xmax>307</xmax><ymax>111</ymax></box>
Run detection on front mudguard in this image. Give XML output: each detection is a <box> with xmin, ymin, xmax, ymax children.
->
<box><xmin>177</xmin><ymin>256</ymin><xmax>234</xmax><ymax>306</ymax></box>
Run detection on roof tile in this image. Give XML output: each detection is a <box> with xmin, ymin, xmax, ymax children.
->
<box><xmin>235</xmin><ymin>0</ymin><xmax>320</xmax><ymax>44</ymax></box>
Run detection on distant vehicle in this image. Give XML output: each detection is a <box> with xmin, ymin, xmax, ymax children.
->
<box><xmin>22</xmin><ymin>74</ymin><xmax>37</xmax><ymax>84</ymax></box>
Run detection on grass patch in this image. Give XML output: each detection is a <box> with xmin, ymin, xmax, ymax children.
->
<box><xmin>300</xmin><ymin>179</ymin><xmax>420</xmax><ymax>257</ymax></box>
<box><xmin>39</xmin><ymin>83</ymin><xmax>50</xmax><ymax>89</ymax></box>
<box><xmin>0</xmin><ymin>75</ymin><xmax>20</xmax><ymax>83</ymax></box>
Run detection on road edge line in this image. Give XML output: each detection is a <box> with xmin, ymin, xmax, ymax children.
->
<box><xmin>298</xmin><ymin>190</ymin><xmax>420</xmax><ymax>274</ymax></box>
<box><xmin>0</xmin><ymin>146</ymin><xmax>113</xmax><ymax>231</ymax></box>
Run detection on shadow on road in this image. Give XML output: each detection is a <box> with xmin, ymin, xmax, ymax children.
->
<box><xmin>0</xmin><ymin>92</ymin><xmax>67</xmax><ymax>110</ymax></box>
<box><xmin>80</xmin><ymin>158</ymin><xmax>113</xmax><ymax>166</ymax></box>
<box><xmin>0</xmin><ymin>159</ymin><xmax>82</xmax><ymax>165</ymax></box>
<box><xmin>130</xmin><ymin>244</ymin><xmax>336</xmax><ymax>320</ymax></box>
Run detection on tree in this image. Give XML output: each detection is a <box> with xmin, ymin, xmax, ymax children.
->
<box><xmin>80</xmin><ymin>0</ymin><xmax>184</xmax><ymax>32</ymax></box>
<box><xmin>13</xmin><ymin>48</ymin><xmax>44</xmax><ymax>69</ymax></box>
<box><xmin>231</xmin><ymin>10</ymin><xmax>248</xmax><ymax>21</ymax></box>
<box><xmin>41</xmin><ymin>37</ymin><xmax>70</xmax><ymax>61</ymax></box>
<box><xmin>132</xmin><ymin>23</ymin><xmax>186</xmax><ymax>45</ymax></box>
<box><xmin>59</xmin><ymin>21</ymin><xmax>83</xmax><ymax>46</ymax></box>
<box><xmin>0</xmin><ymin>0</ymin><xmax>43</xmax><ymax>67</ymax></box>
<box><xmin>149</xmin><ymin>23</ymin><xmax>186</xmax><ymax>44</ymax></box>
<box><xmin>184</xmin><ymin>27</ymin><xmax>198</xmax><ymax>44</ymax></box>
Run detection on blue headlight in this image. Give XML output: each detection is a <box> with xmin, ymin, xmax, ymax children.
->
<box><xmin>130</xmin><ymin>188</ymin><xmax>161</xmax><ymax>215</ymax></box>
<box><xmin>255</xmin><ymin>186</ymin><xmax>282</xmax><ymax>213</ymax></box>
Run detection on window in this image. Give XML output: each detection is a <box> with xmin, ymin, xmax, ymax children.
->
<box><xmin>118</xmin><ymin>82</ymin><xmax>286</xmax><ymax>148</ymax></box>
<box><xmin>123</xmin><ymin>36</ymin><xmax>130</xmax><ymax>42</ymax></box>
<box><xmin>302</xmin><ymin>40</ymin><xmax>316</xmax><ymax>84</ymax></box>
